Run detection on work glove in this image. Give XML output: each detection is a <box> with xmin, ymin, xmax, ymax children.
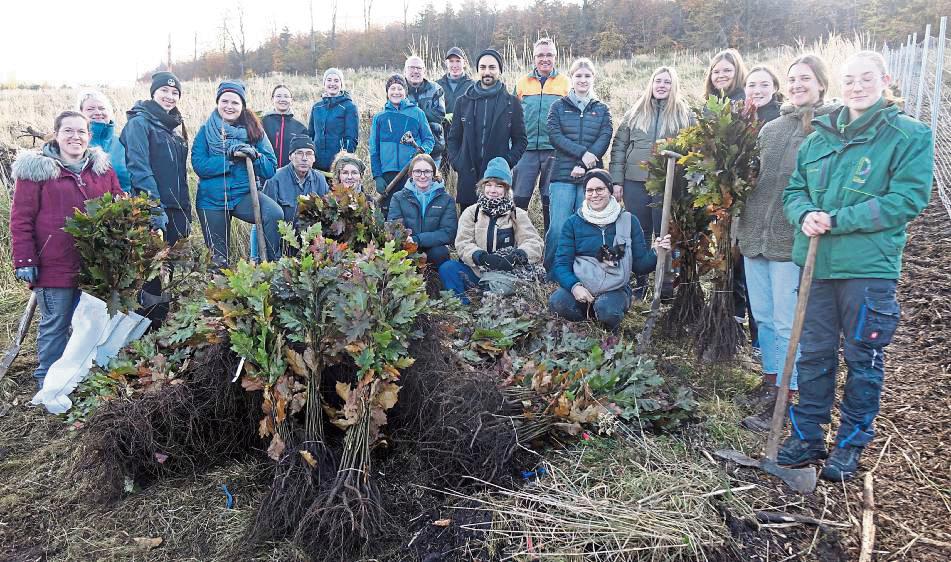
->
<box><xmin>472</xmin><ymin>250</ymin><xmax>488</xmax><ymax>266</ymax></box>
<box><xmin>374</xmin><ymin>176</ymin><xmax>387</xmax><ymax>193</ymax></box>
<box><xmin>483</xmin><ymin>253</ymin><xmax>514</xmax><ymax>272</ymax></box>
<box><xmin>511</xmin><ymin>249</ymin><xmax>529</xmax><ymax>265</ymax></box>
<box><xmin>229</xmin><ymin>144</ymin><xmax>259</xmax><ymax>161</ymax></box>
<box><xmin>150</xmin><ymin>206</ymin><xmax>169</xmax><ymax>231</ymax></box>
<box><xmin>15</xmin><ymin>266</ymin><xmax>38</xmax><ymax>284</ymax></box>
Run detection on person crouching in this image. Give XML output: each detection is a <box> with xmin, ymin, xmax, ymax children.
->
<box><xmin>439</xmin><ymin>157</ymin><xmax>545</xmax><ymax>303</ymax></box>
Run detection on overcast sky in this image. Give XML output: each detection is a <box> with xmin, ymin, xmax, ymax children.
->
<box><xmin>2</xmin><ymin>0</ymin><xmax>522</xmax><ymax>85</ymax></box>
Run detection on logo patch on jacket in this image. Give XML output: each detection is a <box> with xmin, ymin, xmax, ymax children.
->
<box><xmin>851</xmin><ymin>157</ymin><xmax>872</xmax><ymax>185</ymax></box>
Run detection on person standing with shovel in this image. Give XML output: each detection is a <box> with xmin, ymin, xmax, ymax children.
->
<box><xmin>778</xmin><ymin>51</ymin><xmax>933</xmax><ymax>482</ymax></box>
<box><xmin>192</xmin><ymin>81</ymin><xmax>280</xmax><ymax>266</ymax></box>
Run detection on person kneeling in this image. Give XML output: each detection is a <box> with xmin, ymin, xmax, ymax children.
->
<box><xmin>387</xmin><ymin>154</ymin><xmax>457</xmax><ymax>267</ymax></box>
<box><xmin>549</xmin><ymin>169</ymin><xmax>669</xmax><ymax>332</ymax></box>
<box><xmin>440</xmin><ymin>157</ymin><xmax>544</xmax><ymax>303</ymax></box>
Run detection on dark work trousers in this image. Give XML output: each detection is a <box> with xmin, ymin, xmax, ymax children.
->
<box><xmin>512</xmin><ymin>149</ymin><xmax>554</xmax><ymax>232</ymax></box>
<box><xmin>623</xmin><ymin>180</ymin><xmax>661</xmax><ymax>297</ymax></box>
<box><xmin>789</xmin><ymin>278</ymin><xmax>900</xmax><ymax>449</ymax></box>
<box><xmin>139</xmin><ymin>207</ymin><xmax>191</xmax><ymax>325</ymax></box>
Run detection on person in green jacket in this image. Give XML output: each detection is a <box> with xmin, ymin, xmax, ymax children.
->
<box><xmin>778</xmin><ymin>51</ymin><xmax>934</xmax><ymax>482</ymax></box>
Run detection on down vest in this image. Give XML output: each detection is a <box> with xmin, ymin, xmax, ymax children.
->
<box><xmin>547</xmin><ymin>96</ymin><xmax>613</xmax><ymax>184</ymax></box>
<box><xmin>10</xmin><ymin>146</ymin><xmax>124</xmax><ymax>288</ymax></box>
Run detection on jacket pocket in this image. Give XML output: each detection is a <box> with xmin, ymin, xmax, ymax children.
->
<box><xmin>854</xmin><ymin>290</ymin><xmax>900</xmax><ymax>346</ymax></box>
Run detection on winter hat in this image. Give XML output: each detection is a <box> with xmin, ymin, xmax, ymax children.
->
<box><xmin>333</xmin><ymin>154</ymin><xmax>366</xmax><ymax>176</ymax></box>
<box><xmin>385</xmin><ymin>74</ymin><xmax>408</xmax><ymax>92</ymax></box>
<box><xmin>582</xmin><ymin>168</ymin><xmax>614</xmax><ymax>190</ymax></box>
<box><xmin>445</xmin><ymin>47</ymin><xmax>466</xmax><ymax>60</ymax></box>
<box><xmin>150</xmin><ymin>71</ymin><xmax>181</xmax><ymax>97</ymax></box>
<box><xmin>322</xmin><ymin>68</ymin><xmax>345</xmax><ymax>87</ymax></box>
<box><xmin>482</xmin><ymin>157</ymin><xmax>512</xmax><ymax>186</ymax></box>
<box><xmin>476</xmin><ymin>49</ymin><xmax>504</xmax><ymax>73</ymax></box>
<box><xmin>216</xmin><ymin>80</ymin><xmax>247</xmax><ymax>105</ymax></box>
<box><xmin>289</xmin><ymin>135</ymin><xmax>316</xmax><ymax>154</ymax></box>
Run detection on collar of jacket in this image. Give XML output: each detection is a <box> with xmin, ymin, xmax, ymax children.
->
<box><xmin>408</xmin><ymin>79</ymin><xmax>434</xmax><ymax>95</ymax></box>
<box><xmin>278</xmin><ymin>163</ymin><xmax>317</xmax><ymax>185</ymax></box>
<box><xmin>532</xmin><ymin>68</ymin><xmax>559</xmax><ymax>80</ymax></box>
<box><xmin>264</xmin><ymin>110</ymin><xmax>296</xmax><ymax>119</ymax></box>
<box><xmin>559</xmin><ymin>95</ymin><xmax>602</xmax><ymax>112</ymax></box>
<box><xmin>320</xmin><ymin>91</ymin><xmax>351</xmax><ymax>104</ymax></box>
<box><xmin>779</xmin><ymin>99</ymin><xmax>841</xmax><ymax>118</ymax></box>
<box><xmin>385</xmin><ymin>98</ymin><xmax>417</xmax><ymax>111</ymax></box>
<box><xmin>90</xmin><ymin>120</ymin><xmax>115</xmax><ymax>145</ymax></box>
<box><xmin>813</xmin><ymin>97</ymin><xmax>894</xmax><ymax>145</ymax></box>
<box><xmin>12</xmin><ymin>144</ymin><xmax>111</xmax><ymax>183</ymax></box>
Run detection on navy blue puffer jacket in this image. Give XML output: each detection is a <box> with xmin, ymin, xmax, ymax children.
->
<box><xmin>547</xmin><ymin>96</ymin><xmax>613</xmax><ymax>184</ymax></box>
<box><xmin>307</xmin><ymin>92</ymin><xmax>359</xmax><ymax>171</ymax></box>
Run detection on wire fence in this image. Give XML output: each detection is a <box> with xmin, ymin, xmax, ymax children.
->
<box><xmin>884</xmin><ymin>16</ymin><xmax>951</xmax><ymax>220</ymax></box>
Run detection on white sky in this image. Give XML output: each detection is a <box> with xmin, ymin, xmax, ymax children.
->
<box><xmin>2</xmin><ymin>0</ymin><xmax>524</xmax><ymax>86</ymax></box>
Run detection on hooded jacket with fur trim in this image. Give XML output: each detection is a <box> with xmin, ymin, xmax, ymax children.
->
<box><xmin>10</xmin><ymin>145</ymin><xmax>124</xmax><ymax>288</ymax></box>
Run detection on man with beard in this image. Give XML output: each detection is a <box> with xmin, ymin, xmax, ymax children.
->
<box><xmin>447</xmin><ymin>48</ymin><xmax>527</xmax><ymax>211</ymax></box>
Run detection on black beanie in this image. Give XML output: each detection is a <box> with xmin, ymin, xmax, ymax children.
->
<box><xmin>476</xmin><ymin>49</ymin><xmax>504</xmax><ymax>73</ymax></box>
<box><xmin>150</xmin><ymin>71</ymin><xmax>182</xmax><ymax>97</ymax></box>
<box><xmin>289</xmin><ymin>135</ymin><xmax>316</xmax><ymax>154</ymax></box>
<box><xmin>582</xmin><ymin>168</ymin><xmax>614</xmax><ymax>190</ymax></box>
<box><xmin>385</xmin><ymin>74</ymin><xmax>408</xmax><ymax>92</ymax></box>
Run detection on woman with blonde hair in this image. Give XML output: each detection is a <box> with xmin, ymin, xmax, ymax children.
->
<box><xmin>610</xmin><ymin>66</ymin><xmax>692</xmax><ymax>295</ymax></box>
<box><xmin>704</xmin><ymin>48</ymin><xmax>748</xmax><ymax>101</ymax></box>
<box><xmin>77</xmin><ymin>90</ymin><xmax>130</xmax><ymax>192</ymax></box>
<box><xmin>544</xmin><ymin>57</ymin><xmax>613</xmax><ymax>272</ymax></box>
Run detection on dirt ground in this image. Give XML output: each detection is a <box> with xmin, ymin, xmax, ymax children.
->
<box><xmin>0</xmin><ymin>200</ymin><xmax>949</xmax><ymax>561</ymax></box>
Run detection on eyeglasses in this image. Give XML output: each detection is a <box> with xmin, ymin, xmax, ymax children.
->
<box><xmin>585</xmin><ymin>186</ymin><xmax>609</xmax><ymax>195</ymax></box>
<box><xmin>59</xmin><ymin>128</ymin><xmax>89</xmax><ymax>138</ymax></box>
<box><xmin>843</xmin><ymin>75</ymin><xmax>882</xmax><ymax>89</ymax></box>
<box><xmin>412</xmin><ymin>169</ymin><xmax>434</xmax><ymax>177</ymax></box>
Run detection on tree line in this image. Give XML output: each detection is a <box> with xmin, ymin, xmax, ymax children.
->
<box><xmin>150</xmin><ymin>0</ymin><xmax>950</xmax><ymax>80</ymax></box>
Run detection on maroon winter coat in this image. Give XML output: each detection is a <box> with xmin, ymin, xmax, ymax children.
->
<box><xmin>10</xmin><ymin>146</ymin><xmax>124</xmax><ymax>288</ymax></box>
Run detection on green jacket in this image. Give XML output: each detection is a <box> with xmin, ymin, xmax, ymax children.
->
<box><xmin>783</xmin><ymin>99</ymin><xmax>933</xmax><ymax>279</ymax></box>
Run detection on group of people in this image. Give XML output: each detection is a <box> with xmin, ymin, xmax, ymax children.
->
<box><xmin>9</xmin><ymin>38</ymin><xmax>934</xmax><ymax>483</ymax></box>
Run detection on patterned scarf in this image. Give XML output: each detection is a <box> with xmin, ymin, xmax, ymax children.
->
<box><xmin>477</xmin><ymin>193</ymin><xmax>515</xmax><ymax>217</ymax></box>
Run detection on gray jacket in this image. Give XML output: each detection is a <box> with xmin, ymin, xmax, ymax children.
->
<box><xmin>737</xmin><ymin>100</ymin><xmax>841</xmax><ymax>261</ymax></box>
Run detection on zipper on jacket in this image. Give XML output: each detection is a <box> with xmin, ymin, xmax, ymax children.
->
<box><xmin>37</xmin><ymin>234</ymin><xmax>53</xmax><ymax>259</ymax></box>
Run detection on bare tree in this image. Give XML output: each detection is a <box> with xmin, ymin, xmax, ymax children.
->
<box><xmin>330</xmin><ymin>0</ymin><xmax>339</xmax><ymax>50</ymax></box>
<box><xmin>363</xmin><ymin>0</ymin><xmax>374</xmax><ymax>32</ymax></box>
<box><xmin>223</xmin><ymin>5</ymin><xmax>248</xmax><ymax>76</ymax></box>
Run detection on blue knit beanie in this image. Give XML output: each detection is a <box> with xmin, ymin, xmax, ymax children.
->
<box><xmin>482</xmin><ymin>157</ymin><xmax>512</xmax><ymax>185</ymax></box>
<box><xmin>216</xmin><ymin>80</ymin><xmax>247</xmax><ymax>105</ymax></box>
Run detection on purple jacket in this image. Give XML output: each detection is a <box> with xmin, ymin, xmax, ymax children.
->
<box><xmin>10</xmin><ymin>146</ymin><xmax>124</xmax><ymax>288</ymax></box>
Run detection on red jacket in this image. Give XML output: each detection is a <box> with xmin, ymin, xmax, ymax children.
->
<box><xmin>10</xmin><ymin>146</ymin><xmax>124</xmax><ymax>288</ymax></box>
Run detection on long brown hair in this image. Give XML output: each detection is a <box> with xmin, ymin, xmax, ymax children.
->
<box><xmin>235</xmin><ymin>107</ymin><xmax>265</xmax><ymax>144</ymax></box>
<box><xmin>705</xmin><ymin>49</ymin><xmax>748</xmax><ymax>98</ymax></box>
<box><xmin>787</xmin><ymin>54</ymin><xmax>831</xmax><ymax>134</ymax></box>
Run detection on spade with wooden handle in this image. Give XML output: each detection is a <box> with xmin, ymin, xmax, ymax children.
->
<box><xmin>715</xmin><ymin>235</ymin><xmax>821</xmax><ymax>494</ymax></box>
<box><xmin>637</xmin><ymin>149</ymin><xmax>682</xmax><ymax>354</ymax></box>
<box><xmin>242</xmin><ymin>154</ymin><xmax>268</xmax><ymax>262</ymax></box>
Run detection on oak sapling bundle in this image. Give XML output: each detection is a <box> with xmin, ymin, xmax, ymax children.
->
<box><xmin>63</xmin><ymin>193</ymin><xmax>170</xmax><ymax>315</ymax></box>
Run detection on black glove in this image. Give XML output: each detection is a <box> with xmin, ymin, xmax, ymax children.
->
<box><xmin>483</xmin><ymin>253</ymin><xmax>514</xmax><ymax>272</ymax></box>
<box><xmin>472</xmin><ymin>250</ymin><xmax>488</xmax><ymax>266</ymax></box>
<box><xmin>229</xmin><ymin>144</ymin><xmax>259</xmax><ymax>161</ymax></box>
<box><xmin>511</xmin><ymin>249</ymin><xmax>529</xmax><ymax>265</ymax></box>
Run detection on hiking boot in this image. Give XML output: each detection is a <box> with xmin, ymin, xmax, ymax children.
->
<box><xmin>740</xmin><ymin>398</ymin><xmax>783</xmax><ymax>433</ymax></box>
<box><xmin>821</xmin><ymin>445</ymin><xmax>863</xmax><ymax>482</ymax></box>
<box><xmin>777</xmin><ymin>435</ymin><xmax>828</xmax><ymax>467</ymax></box>
<box><xmin>738</xmin><ymin>383</ymin><xmax>776</xmax><ymax>410</ymax></box>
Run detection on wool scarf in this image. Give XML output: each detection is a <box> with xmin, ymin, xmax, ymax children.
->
<box><xmin>199</xmin><ymin>109</ymin><xmax>248</xmax><ymax>158</ymax></box>
<box><xmin>580</xmin><ymin>196</ymin><xmax>622</xmax><ymax>226</ymax></box>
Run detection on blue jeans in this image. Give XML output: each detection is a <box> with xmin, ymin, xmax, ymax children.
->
<box><xmin>438</xmin><ymin>259</ymin><xmax>480</xmax><ymax>304</ymax></box>
<box><xmin>744</xmin><ymin>256</ymin><xmax>801</xmax><ymax>390</ymax></box>
<box><xmin>34</xmin><ymin>287</ymin><xmax>80</xmax><ymax>385</ymax></box>
<box><xmin>544</xmin><ymin>182</ymin><xmax>584</xmax><ymax>272</ymax></box>
<box><xmin>548</xmin><ymin>286</ymin><xmax>631</xmax><ymax>331</ymax></box>
<box><xmin>789</xmin><ymin>278</ymin><xmax>899</xmax><ymax>448</ymax></box>
<box><xmin>198</xmin><ymin>192</ymin><xmax>284</xmax><ymax>265</ymax></box>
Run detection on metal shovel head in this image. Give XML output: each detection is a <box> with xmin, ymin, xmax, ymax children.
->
<box><xmin>714</xmin><ymin>449</ymin><xmax>818</xmax><ymax>494</ymax></box>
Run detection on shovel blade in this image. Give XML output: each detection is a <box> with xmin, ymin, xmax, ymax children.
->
<box><xmin>714</xmin><ymin>449</ymin><xmax>818</xmax><ymax>494</ymax></box>
<box><xmin>760</xmin><ymin>459</ymin><xmax>818</xmax><ymax>494</ymax></box>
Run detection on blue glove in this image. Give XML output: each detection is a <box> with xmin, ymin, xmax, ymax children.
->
<box><xmin>150</xmin><ymin>207</ymin><xmax>169</xmax><ymax>231</ymax></box>
<box><xmin>374</xmin><ymin>176</ymin><xmax>387</xmax><ymax>193</ymax></box>
<box><xmin>15</xmin><ymin>266</ymin><xmax>38</xmax><ymax>284</ymax></box>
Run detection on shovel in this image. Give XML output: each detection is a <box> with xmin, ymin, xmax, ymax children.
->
<box><xmin>715</xmin><ymin>235</ymin><xmax>821</xmax><ymax>494</ymax></box>
<box><xmin>0</xmin><ymin>292</ymin><xmax>37</xmax><ymax>381</ymax></box>
<box><xmin>637</xmin><ymin>150</ymin><xmax>682</xmax><ymax>354</ymax></box>
<box><xmin>242</xmin><ymin>154</ymin><xmax>269</xmax><ymax>262</ymax></box>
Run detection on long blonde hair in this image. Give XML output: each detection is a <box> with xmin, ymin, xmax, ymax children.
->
<box><xmin>846</xmin><ymin>50</ymin><xmax>901</xmax><ymax>104</ymax></box>
<box><xmin>624</xmin><ymin>66</ymin><xmax>692</xmax><ymax>135</ymax></box>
